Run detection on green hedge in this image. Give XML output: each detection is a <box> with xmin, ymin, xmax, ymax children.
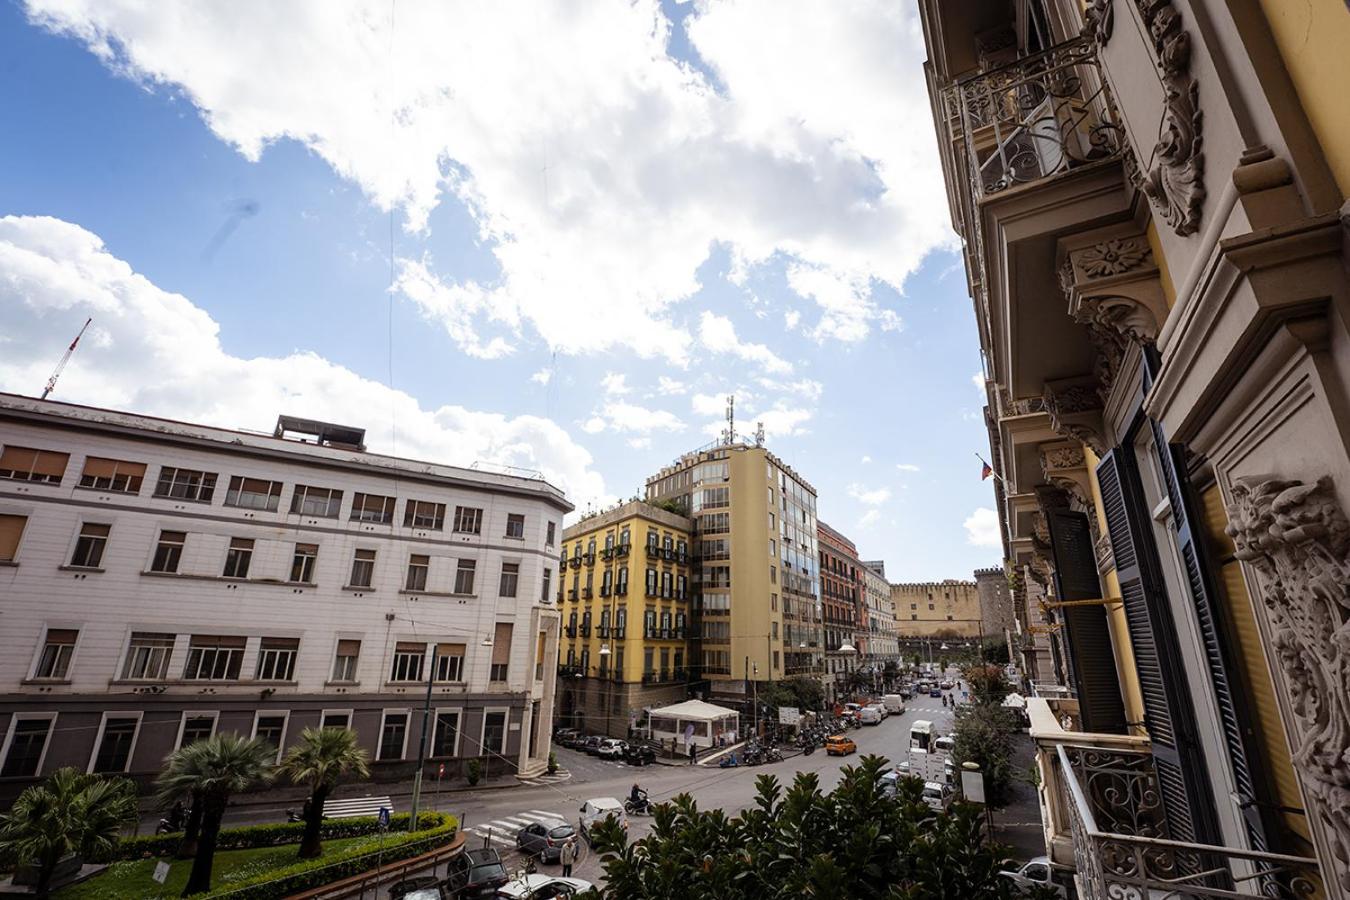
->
<box><xmin>203</xmin><ymin>811</ymin><xmax>457</xmax><ymax>898</ymax></box>
<box><xmin>100</xmin><ymin>812</ymin><xmax>440</xmax><ymax>864</ymax></box>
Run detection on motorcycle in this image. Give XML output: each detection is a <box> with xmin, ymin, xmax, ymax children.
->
<box><xmin>763</xmin><ymin>747</ymin><xmax>784</xmax><ymax>763</ymax></box>
<box><xmin>624</xmin><ymin>795</ymin><xmax>653</xmax><ymax>816</ymax></box>
<box><xmin>285</xmin><ymin>808</ymin><xmax>305</xmax><ymax>823</ymax></box>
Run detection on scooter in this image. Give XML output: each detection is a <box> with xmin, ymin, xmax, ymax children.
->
<box><xmin>718</xmin><ymin>753</ymin><xmax>740</xmax><ymax>768</ymax></box>
<box><xmin>285</xmin><ymin>808</ymin><xmax>304</xmax><ymax>823</ymax></box>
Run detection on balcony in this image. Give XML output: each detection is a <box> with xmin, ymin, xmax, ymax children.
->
<box><xmin>601</xmin><ymin>547</ymin><xmax>615</xmax><ymax>560</ymax></box>
<box><xmin>616</xmin><ymin>543</ymin><xmax>630</xmax><ymax>557</ymax></box>
<box><xmin>578</xmin><ymin>625</ymin><xmax>591</xmax><ymax>638</ymax></box>
<box><xmin>564</xmin><ymin>626</ymin><xmax>577</xmax><ymax>638</ymax></box>
<box><xmin>597</xmin><ymin>625</ymin><xmax>611</xmax><ymax>639</ymax></box>
<box><xmin>582</xmin><ymin>588</ymin><xmax>593</xmax><ymax>599</ymax></box>
<box><xmin>1029</xmin><ymin>699</ymin><xmax>1324</xmax><ymax>899</ymax></box>
<box><xmin>567</xmin><ymin>589</ymin><xmax>578</xmax><ymax>602</ymax></box>
<box><xmin>583</xmin><ymin>552</ymin><xmax>595</xmax><ymax>566</ymax></box>
<box><xmin>569</xmin><ymin>556</ymin><xmax>582</xmax><ymax>569</ymax></box>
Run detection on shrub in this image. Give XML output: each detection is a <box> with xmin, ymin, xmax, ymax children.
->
<box><xmin>547</xmin><ymin>752</ymin><xmax>558</xmax><ymax>775</ymax></box>
<box><xmin>466</xmin><ymin>759</ymin><xmax>482</xmax><ymax>786</ymax></box>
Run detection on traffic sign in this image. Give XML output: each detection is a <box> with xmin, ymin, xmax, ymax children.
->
<box><xmin>377</xmin><ymin>806</ymin><xmax>391</xmax><ymax>830</ymax></box>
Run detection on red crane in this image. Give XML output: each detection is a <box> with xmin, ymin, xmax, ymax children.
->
<box><xmin>40</xmin><ymin>318</ymin><xmax>92</xmax><ymax>401</ymax></box>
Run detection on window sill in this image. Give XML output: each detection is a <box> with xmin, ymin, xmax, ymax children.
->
<box><xmin>398</xmin><ymin>589</ymin><xmax>476</xmax><ymax>599</ymax></box>
<box><xmin>59</xmin><ymin>565</ymin><xmax>104</xmax><ymax>573</ymax></box>
<box><xmin>21</xmin><ymin>678</ymin><xmax>71</xmax><ymax>686</ymax></box>
<box><xmin>0</xmin><ymin>560</ymin><xmax>17</xmax><ymax>567</ymax></box>
<box><xmin>151</xmin><ymin>494</ymin><xmax>214</xmax><ymax>505</ymax></box>
<box><xmin>74</xmin><ymin>485</ymin><xmax>139</xmax><ymax>496</ymax></box>
<box><xmin>341</xmin><ymin>585</ymin><xmax>376</xmax><ymax>593</ymax></box>
<box><xmin>385</xmin><ymin>681</ymin><xmax>468</xmax><ymax>690</ymax></box>
<box><xmin>325</xmin><ymin>680</ymin><xmax>361</xmax><ymax>688</ymax></box>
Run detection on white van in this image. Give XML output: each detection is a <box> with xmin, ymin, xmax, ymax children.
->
<box><xmin>859</xmin><ymin>706</ymin><xmax>882</xmax><ymax>725</ymax></box>
<box><xmin>910</xmin><ymin>720</ymin><xmax>934</xmax><ymax>753</ymax></box>
<box><xmin>882</xmin><ymin>694</ymin><xmax>905</xmax><ymax>714</ymax></box>
<box><xmin>934</xmin><ymin>735</ymin><xmax>955</xmax><ymax>754</ymax></box>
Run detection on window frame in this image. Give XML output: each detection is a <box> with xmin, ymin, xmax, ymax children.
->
<box><xmin>119</xmin><ymin>631</ymin><xmax>175</xmax><ymax>681</ymax></box>
<box><xmin>255</xmin><ymin>637</ymin><xmax>300</xmax><ymax>682</ymax></box>
<box><xmin>0</xmin><ymin>512</ymin><xmax>28</xmax><ymax>563</ymax></box>
<box><xmin>453</xmin><ymin>559</ymin><xmax>476</xmax><ymax>595</ymax></box>
<box><xmin>452</xmin><ymin>506</ymin><xmax>483</xmax><ymax>535</ymax></box>
<box><xmin>69</xmin><ymin>521</ymin><xmax>111</xmax><ymax>569</ymax></box>
<box><xmin>405</xmin><ymin>554</ymin><xmax>430</xmax><ymax>591</ymax></box>
<box><xmin>78</xmin><ymin>457</ymin><xmax>147</xmax><ymax>494</ymax></box>
<box><xmin>174</xmin><ymin>710</ymin><xmax>219</xmax><ymax>750</ymax></box>
<box><xmin>30</xmin><ymin>626</ymin><xmax>80</xmax><ymax>681</ymax></box>
<box><xmin>404</xmin><ymin>500</ymin><xmax>446</xmax><ymax>531</ymax></box>
<box><xmin>0</xmin><ymin>446</ymin><xmax>69</xmax><ymax>485</ymax></box>
<box><xmin>331</xmin><ymin>638</ymin><xmax>361</xmax><ymax>683</ymax></box>
<box><xmin>289</xmin><ymin>484</ymin><xmax>343</xmax><ymax>519</ymax></box>
<box><xmin>505</xmin><ymin>513</ymin><xmax>525</xmax><ymax>539</ymax></box>
<box><xmin>251</xmin><ymin>710</ymin><xmax>290</xmax><ymax>764</ymax></box>
<box><xmin>348</xmin><ymin>548</ymin><xmax>376</xmax><ymax>589</ymax></box>
<box><xmin>153</xmin><ymin>467</ymin><xmax>218</xmax><ymax>503</ymax></box>
<box><xmin>0</xmin><ymin>712</ymin><xmax>58</xmax><ymax>778</ymax></box>
<box><xmin>499</xmin><ymin>562</ymin><xmax>519</xmax><ymax>598</ymax></box>
<box><xmin>87</xmin><ymin>711</ymin><xmax>144</xmax><ymax>774</ymax></box>
<box><xmin>377</xmin><ymin>708</ymin><xmax>412</xmax><ymax>762</ymax></box>
<box><xmin>389</xmin><ymin>642</ymin><xmax>427</xmax><ymax>683</ymax></box>
<box><xmin>320</xmin><ymin>708</ymin><xmax>354</xmax><ymax>731</ymax></box>
<box><xmin>480</xmin><ymin>707</ymin><xmax>509</xmax><ymax>756</ymax></box>
<box><xmin>432</xmin><ymin>707</ymin><xmax>463</xmax><ymax>758</ymax></box>
<box><xmin>182</xmin><ymin>636</ymin><xmax>246</xmax><ymax>681</ymax></box>
<box><xmin>223</xmin><ymin>537</ymin><xmax>254</xmax><ymax>578</ymax></box>
<box><xmin>290</xmin><ymin>543</ymin><xmax>319</xmax><ymax>584</ymax></box>
<box><xmin>150</xmin><ymin>530</ymin><xmax>187</xmax><ymax>574</ymax></box>
<box><xmin>223</xmin><ymin>476</ymin><xmax>283</xmax><ymax>512</ymax></box>
<box><xmin>349</xmin><ymin>492</ymin><xmax>396</xmax><ymax>524</ymax></box>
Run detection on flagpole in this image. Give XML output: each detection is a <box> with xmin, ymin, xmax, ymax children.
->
<box><xmin>975</xmin><ymin>452</ymin><xmax>1008</xmax><ymax>487</ymax></box>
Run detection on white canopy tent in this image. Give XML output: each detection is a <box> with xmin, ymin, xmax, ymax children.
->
<box><xmin>647</xmin><ymin>699</ymin><xmax>740</xmax><ymax>751</ymax></box>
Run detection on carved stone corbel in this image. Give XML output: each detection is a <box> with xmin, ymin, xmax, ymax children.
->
<box><xmin>1226</xmin><ymin>475</ymin><xmax>1350</xmax><ymax>889</ymax></box>
<box><xmin>1040</xmin><ymin>440</ymin><xmax>1093</xmax><ymax>510</ymax></box>
<box><xmin>1043</xmin><ymin>376</ymin><xmax>1108</xmax><ymax>455</ymax></box>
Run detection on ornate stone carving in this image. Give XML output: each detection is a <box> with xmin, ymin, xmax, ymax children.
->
<box><xmin>1043</xmin><ymin>377</ymin><xmax>1108</xmax><ymax>455</ymax></box>
<box><xmin>1082</xmin><ymin>0</ymin><xmax>1113</xmax><ymax>44</ymax></box>
<box><xmin>1078</xmin><ymin>237</ymin><xmax>1151</xmax><ymax>277</ymax></box>
<box><xmin>1132</xmin><ymin>1</ymin><xmax>1205</xmax><ymax>236</ymax></box>
<box><xmin>1226</xmin><ymin>475</ymin><xmax>1350</xmax><ymax>889</ymax></box>
<box><xmin>1041</xmin><ymin>441</ymin><xmax>1093</xmax><ymax>510</ymax></box>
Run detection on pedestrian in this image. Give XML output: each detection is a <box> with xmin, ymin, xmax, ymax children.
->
<box><xmin>561</xmin><ymin>837</ymin><xmax>578</xmax><ymax>877</ymax></box>
<box><xmin>688</xmin><ymin>741</ymin><xmax>697</xmax><ymax>765</ymax></box>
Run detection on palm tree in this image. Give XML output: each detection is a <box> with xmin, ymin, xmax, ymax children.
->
<box><xmin>0</xmin><ymin>768</ymin><xmax>138</xmax><ymax>898</ymax></box>
<box><xmin>156</xmin><ymin>733</ymin><xmax>276</xmax><ymax>896</ymax></box>
<box><xmin>277</xmin><ymin>727</ymin><xmax>371</xmax><ymax>859</ymax></box>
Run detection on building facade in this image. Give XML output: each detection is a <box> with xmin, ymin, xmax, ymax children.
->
<box><xmin>860</xmin><ymin>562</ymin><xmax>899</xmax><ymax>663</ymax></box>
<box><xmin>891</xmin><ymin>580</ymin><xmax>984</xmax><ymax>640</ymax></box>
<box><xmin>920</xmin><ymin>0</ymin><xmax>1350</xmax><ymax>893</ymax></box>
<box><xmin>555</xmin><ymin>501</ymin><xmax>693</xmax><ymax>738</ymax></box>
<box><xmin>974</xmin><ymin>566</ymin><xmax>1015</xmax><ymax>652</ymax></box>
<box><xmin>817</xmin><ymin>520</ymin><xmax>862</xmax><ymax>698</ymax></box>
<box><xmin>0</xmin><ymin>395</ymin><xmax>568</xmax><ymax>800</ymax></box>
<box><xmin>646</xmin><ymin>442</ymin><xmax>821</xmax><ymax>696</ymax></box>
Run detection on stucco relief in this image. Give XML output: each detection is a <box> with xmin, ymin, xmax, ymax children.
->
<box><xmin>1226</xmin><ymin>475</ymin><xmax>1350</xmax><ymax>890</ymax></box>
<box><xmin>1078</xmin><ymin>237</ymin><xmax>1151</xmax><ymax>277</ymax></box>
<box><xmin>1043</xmin><ymin>377</ymin><xmax>1108</xmax><ymax>455</ymax></box>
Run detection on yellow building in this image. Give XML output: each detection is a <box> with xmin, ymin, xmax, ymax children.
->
<box><xmin>890</xmin><ymin>580</ymin><xmax>983</xmax><ymax>640</ymax></box>
<box><xmin>555</xmin><ymin>500</ymin><xmax>693</xmax><ymax>738</ymax></box>
<box><xmin>647</xmin><ymin>442</ymin><xmax>821</xmax><ymax>697</ymax></box>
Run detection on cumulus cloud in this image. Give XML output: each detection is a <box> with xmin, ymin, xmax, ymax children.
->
<box><xmin>847</xmin><ymin>483</ymin><xmax>891</xmax><ymax>505</ymax></box>
<box><xmin>581</xmin><ymin>400</ymin><xmax>684</xmax><ymax>435</ymax></box>
<box><xmin>963</xmin><ymin>507</ymin><xmax>1003</xmax><ymax>548</ymax></box>
<box><xmin>698</xmin><ymin>311</ymin><xmax>792</xmax><ymax>375</ymax></box>
<box><xmin>24</xmin><ymin>0</ymin><xmax>950</xmax><ymax>360</ymax></box>
<box><xmin>860</xmin><ymin>455</ymin><xmax>872</xmax><ymax>464</ymax></box>
<box><xmin>972</xmin><ymin>372</ymin><xmax>986</xmax><ymax>395</ymax></box>
<box><xmin>655</xmin><ymin>376</ymin><xmax>686</xmax><ymax>396</ymax></box>
<box><xmin>896</xmin><ymin>463</ymin><xmax>920</xmax><ymax>473</ymax></box>
<box><xmin>600</xmin><ymin>372</ymin><xmax>630</xmax><ymax>396</ymax></box>
<box><xmin>0</xmin><ymin>215</ymin><xmax>607</xmax><ymax>506</ymax></box>
<box><xmin>530</xmin><ymin>368</ymin><xmax>553</xmax><ymax>386</ymax></box>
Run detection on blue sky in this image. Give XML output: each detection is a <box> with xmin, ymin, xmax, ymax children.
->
<box><xmin>0</xmin><ymin>0</ymin><xmax>1003</xmax><ymax>580</ymax></box>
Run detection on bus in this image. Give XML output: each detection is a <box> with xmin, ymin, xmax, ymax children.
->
<box><xmin>909</xmin><ymin>719</ymin><xmax>935</xmax><ymax>753</ymax></box>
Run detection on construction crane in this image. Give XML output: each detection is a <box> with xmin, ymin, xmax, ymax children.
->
<box><xmin>40</xmin><ymin>318</ymin><xmax>91</xmax><ymax>401</ymax></box>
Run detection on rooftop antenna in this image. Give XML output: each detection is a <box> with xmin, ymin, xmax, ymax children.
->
<box><xmin>40</xmin><ymin>318</ymin><xmax>92</xmax><ymax>401</ymax></box>
<box><xmin>722</xmin><ymin>394</ymin><xmax>736</xmax><ymax>445</ymax></box>
<box><xmin>755</xmin><ymin>421</ymin><xmax>765</xmax><ymax>447</ymax></box>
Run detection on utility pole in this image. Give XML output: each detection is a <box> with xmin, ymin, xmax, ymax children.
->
<box><xmin>409</xmin><ymin>646</ymin><xmax>438</xmax><ymax>831</ymax></box>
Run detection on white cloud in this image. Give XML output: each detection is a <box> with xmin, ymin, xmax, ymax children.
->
<box><xmin>627</xmin><ymin>436</ymin><xmax>652</xmax><ymax>450</ymax></box>
<box><xmin>963</xmin><ymin>507</ymin><xmax>1003</xmax><ymax>548</ymax></box>
<box><xmin>582</xmin><ymin>400</ymin><xmax>684</xmax><ymax>435</ymax></box>
<box><xmin>691</xmin><ymin>392</ymin><xmax>728</xmax><ymax>417</ymax></box>
<box><xmin>847</xmin><ymin>483</ymin><xmax>891</xmax><ymax>505</ymax></box>
<box><xmin>786</xmin><ymin>262</ymin><xmax>903</xmax><ymax>342</ymax></box>
<box><xmin>656</xmin><ymin>376</ymin><xmax>686</xmax><ymax>396</ymax></box>
<box><xmin>754</xmin><ymin>376</ymin><xmax>823</xmax><ymax>403</ymax></box>
<box><xmin>25</xmin><ymin>0</ymin><xmax>950</xmax><ymax>361</ymax></box>
<box><xmin>860</xmin><ymin>455</ymin><xmax>872</xmax><ymax>464</ymax></box>
<box><xmin>698</xmin><ymin>311</ymin><xmax>792</xmax><ymax>375</ymax></box>
<box><xmin>530</xmin><ymin>368</ymin><xmax>553</xmax><ymax>386</ymax></box>
<box><xmin>600</xmin><ymin>372</ymin><xmax>630</xmax><ymax>396</ymax></box>
<box><xmin>783</xmin><ymin>310</ymin><xmax>801</xmax><ymax>330</ymax></box>
<box><xmin>972</xmin><ymin>372</ymin><xmax>986</xmax><ymax>395</ymax></box>
<box><xmin>896</xmin><ymin>463</ymin><xmax>920</xmax><ymax>473</ymax></box>
<box><xmin>0</xmin><ymin>214</ymin><xmax>607</xmax><ymax>506</ymax></box>
<box><xmin>858</xmin><ymin>509</ymin><xmax>881</xmax><ymax>529</ymax></box>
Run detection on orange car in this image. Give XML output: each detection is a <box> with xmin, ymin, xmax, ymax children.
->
<box><xmin>824</xmin><ymin>734</ymin><xmax>857</xmax><ymax>756</ymax></box>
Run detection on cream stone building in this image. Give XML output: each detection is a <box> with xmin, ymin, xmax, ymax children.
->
<box><xmin>0</xmin><ymin>395</ymin><xmax>567</xmax><ymax>801</ymax></box>
<box><xmin>891</xmin><ymin>580</ymin><xmax>984</xmax><ymax>640</ymax></box>
<box><xmin>920</xmin><ymin>0</ymin><xmax>1350</xmax><ymax>894</ymax></box>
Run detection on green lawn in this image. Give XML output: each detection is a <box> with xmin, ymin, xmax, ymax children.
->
<box><xmin>57</xmin><ymin>833</ymin><xmax>392</xmax><ymax>899</ymax></box>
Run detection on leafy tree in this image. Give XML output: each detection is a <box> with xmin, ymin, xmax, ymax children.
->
<box><xmin>759</xmin><ymin>675</ymin><xmax>824</xmax><ymax>713</ymax></box>
<box><xmin>963</xmin><ymin>664</ymin><xmax>1013</xmax><ymax>706</ymax></box>
<box><xmin>589</xmin><ymin>755</ymin><xmax>1025</xmax><ymax>899</ymax></box>
<box><xmin>156</xmin><ymin>733</ymin><xmax>276</xmax><ymax>896</ymax></box>
<box><xmin>950</xmin><ymin>702</ymin><xmax>1020</xmax><ymax>809</ymax></box>
<box><xmin>278</xmin><ymin>727</ymin><xmax>371</xmax><ymax>859</ymax></box>
<box><xmin>980</xmin><ymin>639</ymin><xmax>1011</xmax><ymax>665</ymax></box>
<box><xmin>0</xmin><ymin>768</ymin><xmax>138</xmax><ymax>898</ymax></box>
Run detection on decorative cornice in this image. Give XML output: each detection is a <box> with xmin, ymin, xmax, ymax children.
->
<box><xmin>1042</xmin><ymin>376</ymin><xmax>1107</xmax><ymax>455</ymax></box>
<box><xmin>1226</xmin><ymin>474</ymin><xmax>1350</xmax><ymax>875</ymax></box>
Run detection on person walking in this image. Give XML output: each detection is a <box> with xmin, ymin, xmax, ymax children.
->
<box><xmin>688</xmin><ymin>741</ymin><xmax>697</xmax><ymax>765</ymax></box>
<box><xmin>561</xmin><ymin>836</ymin><xmax>578</xmax><ymax>877</ymax></box>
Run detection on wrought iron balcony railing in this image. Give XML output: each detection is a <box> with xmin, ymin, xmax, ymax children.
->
<box><xmin>942</xmin><ymin>37</ymin><xmax>1123</xmax><ymax>203</ymax></box>
<box><xmin>1056</xmin><ymin>743</ymin><xmax>1323</xmax><ymax>899</ymax></box>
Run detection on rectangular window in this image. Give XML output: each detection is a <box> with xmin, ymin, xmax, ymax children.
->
<box><xmin>70</xmin><ymin>522</ymin><xmax>110</xmax><ymax>568</ymax></box>
<box><xmin>122</xmin><ymin>633</ymin><xmax>174</xmax><ymax>680</ymax></box>
<box><xmin>91</xmin><ymin>716</ymin><xmax>139</xmax><ymax>773</ymax></box>
<box><xmin>505</xmin><ymin>513</ymin><xmax>525</xmax><ymax>539</ymax></box>
<box><xmin>321</xmin><ymin>711</ymin><xmax>351</xmax><ymax>730</ymax></box>
<box><xmin>224</xmin><ymin>476</ymin><xmax>282</xmax><ymax>511</ymax></box>
<box><xmin>253</xmin><ymin>715</ymin><xmax>287</xmax><ymax>761</ymax></box>
<box><xmin>434</xmin><ymin>643</ymin><xmax>466</xmax><ymax>682</ymax></box>
<box><xmin>406</xmin><ymin>554</ymin><xmax>429</xmax><ymax>591</ymax></box>
<box><xmin>332</xmin><ymin>639</ymin><xmax>361</xmax><ymax>682</ymax></box>
<box><xmin>33</xmin><ymin>628</ymin><xmax>78</xmax><ymax>680</ymax></box>
<box><xmin>379</xmin><ymin>712</ymin><xmax>408</xmax><ymax>761</ymax></box>
<box><xmin>403</xmin><ymin>499</ymin><xmax>446</xmax><ymax>530</ymax></box>
<box><xmin>154</xmin><ymin>467</ymin><xmax>217</xmax><ymax>503</ymax></box>
<box><xmin>645</xmin><ymin>568</ymin><xmax>657</xmax><ymax>595</ymax></box>
<box><xmin>700</xmin><ymin>512</ymin><xmax>730</xmax><ymax>534</ymax></box>
<box><xmin>290</xmin><ymin>543</ymin><xmax>318</xmax><ymax>583</ymax></box>
<box><xmin>433</xmin><ymin>711</ymin><xmax>460</xmax><ymax>756</ymax></box>
<box><xmin>0</xmin><ymin>514</ymin><xmax>28</xmax><ymax>562</ymax></box>
<box><xmin>349</xmin><ymin>548</ymin><xmax>376</xmax><ymax>588</ymax></box>
<box><xmin>350</xmin><ymin>492</ymin><xmax>395</xmax><ymax>524</ymax></box>
<box><xmin>79</xmin><ymin>457</ymin><xmax>146</xmax><ymax>493</ymax></box>
<box><xmin>290</xmin><ymin>484</ymin><xmax>343</xmax><ymax>518</ymax></box>
<box><xmin>643</xmin><ymin>647</ymin><xmax>654</xmax><ymax>674</ymax></box>
<box><xmin>178</xmin><ymin>715</ymin><xmax>216</xmax><ymax>748</ymax></box>
<box><xmin>545</xmin><ymin>521</ymin><xmax>556</xmax><ymax>546</ymax></box>
<box><xmin>390</xmin><ymin>642</ymin><xmax>425</xmax><ymax>682</ymax></box>
<box><xmin>0</xmin><ymin>446</ymin><xmax>69</xmax><ymax>485</ymax></box>
<box><xmin>453</xmin><ymin>506</ymin><xmax>483</xmax><ymax>534</ymax></box>
<box><xmin>661</xmin><ymin>571</ymin><xmax>672</xmax><ymax>598</ymax></box>
<box><xmin>454</xmin><ymin>559</ymin><xmax>476</xmax><ymax>595</ymax></box>
<box><xmin>617</xmin><ymin>567</ymin><xmax>628</xmax><ymax>594</ymax></box>
<box><xmin>1</xmin><ymin>717</ymin><xmax>54</xmax><ymax>777</ymax></box>
<box><xmin>482</xmin><ymin>710</ymin><xmax>507</xmax><ymax>754</ymax></box>
<box><xmin>499</xmin><ymin>562</ymin><xmax>519</xmax><ymax>598</ymax></box>
<box><xmin>542</xmin><ymin>568</ymin><xmax>552</xmax><ymax>602</ymax></box>
<box><xmin>490</xmin><ymin>623</ymin><xmax>512</xmax><ymax>681</ymax></box>
<box><xmin>151</xmin><ymin>530</ymin><xmax>186</xmax><ymax>573</ymax></box>
<box><xmin>255</xmin><ymin>637</ymin><xmax>299</xmax><ymax>681</ymax></box>
<box><xmin>183</xmin><ymin>635</ymin><xmax>245</xmax><ymax>680</ymax></box>
<box><xmin>223</xmin><ymin>537</ymin><xmax>254</xmax><ymax>578</ymax></box>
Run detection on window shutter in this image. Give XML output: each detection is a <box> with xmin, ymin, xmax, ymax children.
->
<box><xmin>491</xmin><ymin>623</ymin><xmax>512</xmax><ymax>665</ymax></box>
<box><xmin>437</xmin><ymin>642</ymin><xmax>466</xmax><ymax>659</ymax></box>
<box><xmin>32</xmin><ymin>450</ymin><xmax>71</xmax><ymax>478</ymax></box>
<box><xmin>1044</xmin><ymin>507</ymin><xmax>1127</xmax><ymax>734</ymax></box>
<box><xmin>336</xmin><ymin>639</ymin><xmax>361</xmax><ymax>656</ymax></box>
<box><xmin>0</xmin><ymin>514</ymin><xmax>27</xmax><ymax>559</ymax></box>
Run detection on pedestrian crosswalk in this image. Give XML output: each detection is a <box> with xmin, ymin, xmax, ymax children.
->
<box><xmin>464</xmin><ymin>809</ymin><xmax>571</xmax><ymax>850</ymax></box>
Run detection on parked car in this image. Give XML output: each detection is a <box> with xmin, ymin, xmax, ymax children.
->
<box><xmin>999</xmin><ymin>856</ymin><xmax>1068</xmax><ymax>898</ymax></box>
<box><xmin>934</xmin><ymin>735</ymin><xmax>956</xmax><ymax>754</ymax></box>
<box><xmin>824</xmin><ymin>734</ymin><xmax>857</xmax><ymax>756</ymax></box>
<box><xmin>859</xmin><ymin>706</ymin><xmax>882</xmax><ymax>725</ymax></box>
<box><xmin>622</xmin><ymin>743</ymin><xmax>656</xmax><ymax>766</ymax></box>
<box><xmin>515</xmin><ymin>821</ymin><xmax>577</xmax><ymax>863</ymax></box>
<box><xmin>495</xmin><ymin>874</ymin><xmax>594</xmax><ymax>899</ymax></box>
<box><xmin>578</xmin><ymin>797</ymin><xmax>628</xmax><ymax>843</ymax></box>
<box><xmin>596</xmin><ymin>738</ymin><xmax>627</xmax><ymax>759</ymax></box>
<box><xmin>939</xmin><ymin>680</ymin><xmax>955</xmax><ymax>690</ymax></box>
<box><xmin>922</xmin><ymin>781</ymin><xmax>954</xmax><ymax>812</ymax></box>
<box><xmin>445</xmin><ymin>847</ymin><xmax>510</xmax><ymax>899</ymax></box>
<box><xmin>929</xmin><ymin>688</ymin><xmax>943</xmax><ymax>698</ymax></box>
<box><xmin>581</xmin><ymin>735</ymin><xmax>605</xmax><ymax>755</ymax></box>
<box><xmin>390</xmin><ymin>876</ymin><xmax>445</xmax><ymax>900</ymax></box>
<box><xmin>552</xmin><ymin>728</ymin><xmax>579</xmax><ymax>746</ymax></box>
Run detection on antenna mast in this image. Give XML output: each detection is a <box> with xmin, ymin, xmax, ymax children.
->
<box><xmin>722</xmin><ymin>394</ymin><xmax>736</xmax><ymax>445</ymax></box>
<box><xmin>755</xmin><ymin>422</ymin><xmax>765</xmax><ymax>447</ymax></box>
<box><xmin>40</xmin><ymin>318</ymin><xmax>92</xmax><ymax>401</ymax></box>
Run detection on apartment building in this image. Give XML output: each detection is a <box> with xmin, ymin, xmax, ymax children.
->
<box><xmin>555</xmin><ymin>501</ymin><xmax>693</xmax><ymax>738</ymax></box>
<box><xmin>920</xmin><ymin>0</ymin><xmax>1349</xmax><ymax>894</ymax></box>
<box><xmin>891</xmin><ymin>580</ymin><xmax>984</xmax><ymax>641</ymax></box>
<box><xmin>0</xmin><ymin>395</ymin><xmax>568</xmax><ymax>801</ymax></box>
<box><xmin>859</xmin><ymin>562</ymin><xmax>899</xmax><ymax>663</ymax></box>
<box><xmin>817</xmin><ymin>520</ymin><xmax>862</xmax><ymax>698</ymax></box>
<box><xmin>645</xmin><ymin>442</ymin><xmax>821</xmax><ymax>696</ymax></box>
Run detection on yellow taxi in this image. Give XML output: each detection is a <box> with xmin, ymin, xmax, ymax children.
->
<box><xmin>824</xmin><ymin>734</ymin><xmax>857</xmax><ymax>756</ymax></box>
